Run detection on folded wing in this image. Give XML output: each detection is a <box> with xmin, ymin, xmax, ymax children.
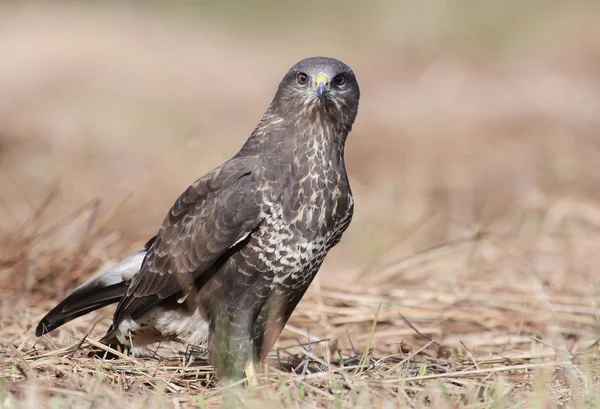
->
<box><xmin>108</xmin><ymin>157</ymin><xmax>263</xmax><ymax>331</ymax></box>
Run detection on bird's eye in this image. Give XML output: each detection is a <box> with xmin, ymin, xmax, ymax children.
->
<box><xmin>333</xmin><ymin>74</ymin><xmax>346</xmax><ymax>86</ymax></box>
<box><xmin>296</xmin><ymin>72</ymin><xmax>309</xmax><ymax>85</ymax></box>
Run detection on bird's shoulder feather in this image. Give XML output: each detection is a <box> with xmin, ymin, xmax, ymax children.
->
<box><xmin>112</xmin><ymin>156</ymin><xmax>263</xmax><ymax>322</ymax></box>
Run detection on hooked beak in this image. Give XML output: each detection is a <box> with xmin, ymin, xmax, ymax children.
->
<box><xmin>314</xmin><ymin>73</ymin><xmax>329</xmax><ymax>101</ymax></box>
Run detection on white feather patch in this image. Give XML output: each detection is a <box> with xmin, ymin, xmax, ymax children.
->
<box><xmin>72</xmin><ymin>251</ymin><xmax>146</xmax><ymax>293</ymax></box>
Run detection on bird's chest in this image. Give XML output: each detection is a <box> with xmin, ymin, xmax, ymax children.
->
<box><xmin>250</xmin><ymin>185</ymin><xmax>353</xmax><ymax>288</ymax></box>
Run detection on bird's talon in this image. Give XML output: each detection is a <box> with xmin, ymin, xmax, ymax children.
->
<box><xmin>245</xmin><ymin>361</ymin><xmax>259</xmax><ymax>387</ymax></box>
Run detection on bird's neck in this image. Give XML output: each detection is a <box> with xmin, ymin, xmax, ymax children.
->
<box><xmin>238</xmin><ymin>107</ymin><xmax>349</xmax><ymax>164</ymax></box>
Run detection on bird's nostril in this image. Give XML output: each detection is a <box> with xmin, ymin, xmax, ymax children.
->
<box><xmin>314</xmin><ymin>73</ymin><xmax>330</xmax><ymax>88</ymax></box>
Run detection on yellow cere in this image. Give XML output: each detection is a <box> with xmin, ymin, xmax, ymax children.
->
<box><xmin>313</xmin><ymin>73</ymin><xmax>330</xmax><ymax>88</ymax></box>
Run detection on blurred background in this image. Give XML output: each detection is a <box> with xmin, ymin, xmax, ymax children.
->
<box><xmin>2</xmin><ymin>1</ymin><xmax>600</xmax><ymax>322</ymax></box>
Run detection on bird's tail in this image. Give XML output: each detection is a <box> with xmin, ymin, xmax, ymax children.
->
<box><xmin>35</xmin><ymin>251</ymin><xmax>146</xmax><ymax>337</ymax></box>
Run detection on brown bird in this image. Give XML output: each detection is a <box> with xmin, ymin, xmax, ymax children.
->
<box><xmin>36</xmin><ymin>56</ymin><xmax>360</xmax><ymax>382</ymax></box>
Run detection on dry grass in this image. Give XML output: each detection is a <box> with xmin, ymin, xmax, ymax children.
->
<box><xmin>3</xmin><ymin>202</ymin><xmax>600</xmax><ymax>408</ymax></box>
<box><xmin>2</xmin><ymin>2</ymin><xmax>600</xmax><ymax>408</ymax></box>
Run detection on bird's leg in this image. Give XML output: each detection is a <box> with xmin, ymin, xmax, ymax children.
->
<box><xmin>183</xmin><ymin>343</ymin><xmax>207</xmax><ymax>366</ymax></box>
<box><xmin>244</xmin><ymin>360</ymin><xmax>259</xmax><ymax>387</ymax></box>
<box><xmin>184</xmin><ymin>344</ymin><xmax>194</xmax><ymax>366</ymax></box>
<box><xmin>301</xmin><ymin>328</ymin><xmax>311</xmax><ymax>376</ymax></box>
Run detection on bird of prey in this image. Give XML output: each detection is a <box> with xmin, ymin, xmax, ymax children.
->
<box><xmin>36</xmin><ymin>56</ymin><xmax>360</xmax><ymax>382</ymax></box>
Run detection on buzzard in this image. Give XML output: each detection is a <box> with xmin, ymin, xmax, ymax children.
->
<box><xmin>36</xmin><ymin>56</ymin><xmax>360</xmax><ymax>382</ymax></box>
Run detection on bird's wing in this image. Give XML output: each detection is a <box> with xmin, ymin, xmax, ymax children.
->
<box><xmin>111</xmin><ymin>157</ymin><xmax>263</xmax><ymax>324</ymax></box>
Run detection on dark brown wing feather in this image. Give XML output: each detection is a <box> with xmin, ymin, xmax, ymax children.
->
<box><xmin>111</xmin><ymin>157</ymin><xmax>262</xmax><ymax>325</ymax></box>
<box><xmin>35</xmin><ymin>282</ymin><xmax>127</xmax><ymax>336</ymax></box>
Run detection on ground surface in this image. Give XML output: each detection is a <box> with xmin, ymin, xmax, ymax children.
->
<box><xmin>2</xmin><ymin>2</ymin><xmax>600</xmax><ymax>408</ymax></box>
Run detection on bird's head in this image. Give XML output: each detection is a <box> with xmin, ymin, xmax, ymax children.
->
<box><xmin>273</xmin><ymin>57</ymin><xmax>360</xmax><ymax>132</ymax></box>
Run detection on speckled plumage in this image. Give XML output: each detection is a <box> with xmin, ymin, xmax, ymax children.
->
<box><xmin>36</xmin><ymin>56</ymin><xmax>360</xmax><ymax>379</ymax></box>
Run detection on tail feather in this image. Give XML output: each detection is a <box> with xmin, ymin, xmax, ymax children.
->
<box><xmin>35</xmin><ymin>283</ymin><xmax>127</xmax><ymax>336</ymax></box>
<box><xmin>36</xmin><ymin>251</ymin><xmax>146</xmax><ymax>337</ymax></box>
